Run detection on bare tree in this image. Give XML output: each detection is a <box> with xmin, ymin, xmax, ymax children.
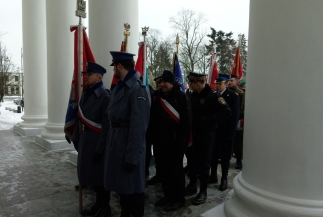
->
<box><xmin>195</xmin><ymin>45</ymin><xmax>209</xmax><ymax>75</ymax></box>
<box><xmin>0</xmin><ymin>42</ymin><xmax>17</xmax><ymax>102</ymax></box>
<box><xmin>145</xmin><ymin>28</ymin><xmax>162</xmax><ymax>79</ymax></box>
<box><xmin>169</xmin><ymin>9</ymin><xmax>208</xmax><ymax>77</ymax></box>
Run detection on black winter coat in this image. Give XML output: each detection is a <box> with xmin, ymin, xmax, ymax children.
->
<box><xmin>150</xmin><ymin>86</ymin><xmax>192</xmax><ymax>153</ymax></box>
<box><xmin>191</xmin><ymin>84</ymin><xmax>232</xmax><ymax>134</ymax></box>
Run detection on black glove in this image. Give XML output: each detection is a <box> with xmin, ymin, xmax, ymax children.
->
<box><xmin>92</xmin><ymin>152</ymin><xmax>103</xmax><ymax>164</ymax></box>
<box><xmin>73</xmin><ymin>141</ymin><xmax>78</xmax><ymax>152</ymax></box>
<box><xmin>65</xmin><ymin>135</ymin><xmax>71</xmax><ymax>144</ymax></box>
<box><xmin>123</xmin><ymin>162</ymin><xmax>136</xmax><ymax>173</ymax></box>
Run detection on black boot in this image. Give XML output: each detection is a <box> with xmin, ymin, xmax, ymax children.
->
<box><xmin>81</xmin><ymin>202</ymin><xmax>100</xmax><ymax>216</ymax></box>
<box><xmin>93</xmin><ymin>207</ymin><xmax>111</xmax><ymax>217</ymax></box>
<box><xmin>192</xmin><ymin>190</ymin><xmax>207</xmax><ymax>205</ymax></box>
<box><xmin>219</xmin><ymin>179</ymin><xmax>228</xmax><ymax>191</ymax></box>
<box><xmin>235</xmin><ymin>159</ymin><xmax>242</xmax><ymax>170</ymax></box>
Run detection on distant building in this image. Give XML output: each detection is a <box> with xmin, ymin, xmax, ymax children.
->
<box><xmin>4</xmin><ymin>72</ymin><xmax>23</xmax><ymax>96</ymax></box>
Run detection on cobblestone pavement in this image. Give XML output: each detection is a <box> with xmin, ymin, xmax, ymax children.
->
<box><xmin>0</xmin><ymin>129</ymin><xmax>241</xmax><ymax>217</ymax></box>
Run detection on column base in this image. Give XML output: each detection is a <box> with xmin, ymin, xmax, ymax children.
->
<box><xmin>20</xmin><ymin>115</ymin><xmax>47</xmax><ymax>128</ymax></box>
<box><xmin>224</xmin><ymin>173</ymin><xmax>323</xmax><ymax>217</ymax></box>
<box><xmin>14</xmin><ymin>124</ymin><xmax>44</xmax><ymax>136</ymax></box>
<box><xmin>68</xmin><ymin>150</ymin><xmax>77</xmax><ymax>165</ymax></box>
<box><xmin>34</xmin><ymin>135</ymin><xmax>73</xmax><ymax>150</ymax></box>
<box><xmin>200</xmin><ymin>203</ymin><xmax>227</xmax><ymax>217</ymax></box>
<box><xmin>41</xmin><ymin>122</ymin><xmax>65</xmax><ymax>140</ymax></box>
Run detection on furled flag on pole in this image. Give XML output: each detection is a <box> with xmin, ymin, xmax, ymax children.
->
<box><xmin>207</xmin><ymin>52</ymin><xmax>219</xmax><ymax>90</ymax></box>
<box><xmin>173</xmin><ymin>53</ymin><xmax>185</xmax><ymax>92</ymax></box>
<box><xmin>110</xmin><ymin>41</ymin><xmax>125</xmax><ymax>89</ymax></box>
<box><xmin>64</xmin><ymin>26</ymin><xmax>95</xmax><ymax>140</ymax></box>
<box><xmin>134</xmin><ymin>41</ymin><xmax>149</xmax><ymax>87</ymax></box>
<box><xmin>231</xmin><ymin>46</ymin><xmax>243</xmax><ymax>78</ymax></box>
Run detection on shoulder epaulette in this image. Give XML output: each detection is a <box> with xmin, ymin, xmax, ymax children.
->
<box><xmin>137</xmin><ymin>80</ymin><xmax>146</xmax><ymax>88</ymax></box>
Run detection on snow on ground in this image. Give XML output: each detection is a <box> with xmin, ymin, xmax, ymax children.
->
<box><xmin>0</xmin><ymin>97</ymin><xmax>24</xmax><ymax>130</ymax></box>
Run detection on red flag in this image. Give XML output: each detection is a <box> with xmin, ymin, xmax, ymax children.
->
<box><xmin>207</xmin><ymin>52</ymin><xmax>219</xmax><ymax>90</ymax></box>
<box><xmin>231</xmin><ymin>46</ymin><xmax>243</xmax><ymax>78</ymax></box>
<box><xmin>64</xmin><ymin>26</ymin><xmax>95</xmax><ymax>140</ymax></box>
<box><xmin>134</xmin><ymin>42</ymin><xmax>145</xmax><ymax>77</ymax></box>
<box><xmin>110</xmin><ymin>41</ymin><xmax>125</xmax><ymax>89</ymax></box>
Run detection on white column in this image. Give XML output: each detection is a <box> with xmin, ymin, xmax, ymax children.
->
<box><xmin>19</xmin><ymin>0</ymin><xmax>47</xmax><ymax>129</ymax></box>
<box><xmin>88</xmin><ymin>0</ymin><xmax>139</xmax><ymax>87</ymax></box>
<box><xmin>222</xmin><ymin>1</ymin><xmax>323</xmax><ymax>217</ymax></box>
<box><xmin>40</xmin><ymin>0</ymin><xmax>78</xmax><ymax>140</ymax></box>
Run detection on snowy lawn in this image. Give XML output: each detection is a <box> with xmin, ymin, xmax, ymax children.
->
<box><xmin>0</xmin><ymin>98</ymin><xmax>24</xmax><ymax>130</ymax></box>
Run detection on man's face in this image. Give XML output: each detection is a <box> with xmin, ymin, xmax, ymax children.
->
<box><xmin>228</xmin><ymin>78</ymin><xmax>238</xmax><ymax>87</ymax></box>
<box><xmin>215</xmin><ymin>82</ymin><xmax>227</xmax><ymax>92</ymax></box>
<box><xmin>84</xmin><ymin>72</ymin><xmax>101</xmax><ymax>87</ymax></box>
<box><xmin>188</xmin><ymin>80</ymin><xmax>199</xmax><ymax>92</ymax></box>
<box><xmin>160</xmin><ymin>80</ymin><xmax>173</xmax><ymax>94</ymax></box>
<box><xmin>155</xmin><ymin>79</ymin><xmax>162</xmax><ymax>91</ymax></box>
<box><xmin>113</xmin><ymin>63</ymin><xmax>122</xmax><ymax>79</ymax></box>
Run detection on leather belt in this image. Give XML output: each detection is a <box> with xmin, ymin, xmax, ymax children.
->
<box><xmin>110</xmin><ymin>121</ymin><xmax>130</xmax><ymax>128</ymax></box>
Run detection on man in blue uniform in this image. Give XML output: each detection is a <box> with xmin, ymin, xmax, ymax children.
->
<box><xmin>104</xmin><ymin>52</ymin><xmax>151</xmax><ymax>217</ymax></box>
<box><xmin>185</xmin><ymin>72</ymin><xmax>231</xmax><ymax>204</ymax></box>
<box><xmin>209</xmin><ymin>74</ymin><xmax>240</xmax><ymax>191</ymax></box>
<box><xmin>71</xmin><ymin>61</ymin><xmax>111</xmax><ymax>217</ymax></box>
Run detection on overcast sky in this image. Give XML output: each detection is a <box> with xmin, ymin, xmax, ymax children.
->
<box><xmin>0</xmin><ymin>0</ymin><xmax>250</xmax><ymax>68</ymax></box>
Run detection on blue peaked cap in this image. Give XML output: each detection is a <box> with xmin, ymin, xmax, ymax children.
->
<box><xmin>215</xmin><ymin>74</ymin><xmax>229</xmax><ymax>83</ymax></box>
<box><xmin>110</xmin><ymin>51</ymin><xmax>135</xmax><ymax>66</ymax></box>
<box><xmin>82</xmin><ymin>61</ymin><xmax>106</xmax><ymax>75</ymax></box>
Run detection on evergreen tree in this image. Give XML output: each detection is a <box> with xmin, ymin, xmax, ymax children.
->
<box><xmin>239</xmin><ymin>34</ymin><xmax>248</xmax><ymax>76</ymax></box>
<box><xmin>206</xmin><ymin>28</ymin><xmax>236</xmax><ymax>75</ymax></box>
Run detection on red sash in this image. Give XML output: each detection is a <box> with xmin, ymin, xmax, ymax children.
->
<box><xmin>78</xmin><ymin>107</ymin><xmax>102</xmax><ymax>133</ymax></box>
<box><xmin>159</xmin><ymin>97</ymin><xmax>180</xmax><ymax>124</ymax></box>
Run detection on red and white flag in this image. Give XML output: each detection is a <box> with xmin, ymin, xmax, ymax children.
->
<box><xmin>231</xmin><ymin>46</ymin><xmax>243</xmax><ymax>78</ymax></box>
<box><xmin>64</xmin><ymin>26</ymin><xmax>95</xmax><ymax>140</ymax></box>
<box><xmin>207</xmin><ymin>52</ymin><xmax>219</xmax><ymax>90</ymax></box>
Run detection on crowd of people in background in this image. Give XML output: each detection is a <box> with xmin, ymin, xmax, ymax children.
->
<box><xmin>65</xmin><ymin>51</ymin><xmax>246</xmax><ymax>217</ymax></box>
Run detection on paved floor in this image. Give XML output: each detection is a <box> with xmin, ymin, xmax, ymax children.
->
<box><xmin>0</xmin><ymin>129</ymin><xmax>241</xmax><ymax>217</ymax></box>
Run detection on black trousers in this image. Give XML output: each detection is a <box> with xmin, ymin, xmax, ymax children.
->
<box><xmin>187</xmin><ymin>131</ymin><xmax>215</xmax><ymax>191</ymax></box>
<box><xmin>154</xmin><ymin>148</ymin><xmax>185</xmax><ymax>203</ymax></box>
<box><xmin>233</xmin><ymin>130</ymin><xmax>243</xmax><ymax>160</ymax></box>
<box><xmin>119</xmin><ymin>193</ymin><xmax>144</xmax><ymax>217</ymax></box>
<box><xmin>210</xmin><ymin>159</ymin><xmax>230</xmax><ymax>180</ymax></box>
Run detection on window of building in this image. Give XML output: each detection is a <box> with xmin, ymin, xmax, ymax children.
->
<box><xmin>15</xmin><ymin>76</ymin><xmax>19</xmax><ymax>82</ymax></box>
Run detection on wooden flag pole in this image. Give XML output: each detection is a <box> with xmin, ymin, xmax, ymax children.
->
<box><xmin>75</xmin><ymin>0</ymin><xmax>86</xmax><ymax>214</ymax></box>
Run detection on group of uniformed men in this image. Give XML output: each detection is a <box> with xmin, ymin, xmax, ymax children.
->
<box><xmin>67</xmin><ymin>50</ymin><xmax>246</xmax><ymax>217</ymax></box>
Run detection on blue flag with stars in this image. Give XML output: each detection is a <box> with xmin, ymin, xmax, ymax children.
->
<box><xmin>173</xmin><ymin>53</ymin><xmax>185</xmax><ymax>92</ymax></box>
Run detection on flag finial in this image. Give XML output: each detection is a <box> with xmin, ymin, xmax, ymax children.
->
<box><xmin>123</xmin><ymin>23</ymin><xmax>131</xmax><ymax>52</ymax></box>
<box><xmin>175</xmin><ymin>34</ymin><xmax>180</xmax><ymax>54</ymax></box>
<box><xmin>75</xmin><ymin>0</ymin><xmax>86</xmax><ymax>18</ymax></box>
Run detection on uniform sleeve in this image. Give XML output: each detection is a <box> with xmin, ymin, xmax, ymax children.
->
<box><xmin>94</xmin><ymin>92</ymin><xmax>111</xmax><ymax>154</ymax></box>
<box><xmin>228</xmin><ymin>93</ymin><xmax>240</xmax><ymax>138</ymax></box>
<box><xmin>125</xmin><ymin>86</ymin><xmax>151</xmax><ymax>165</ymax></box>
<box><xmin>71</xmin><ymin>115</ymin><xmax>80</xmax><ymax>143</ymax></box>
<box><xmin>212</xmin><ymin>95</ymin><xmax>232</xmax><ymax>129</ymax></box>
